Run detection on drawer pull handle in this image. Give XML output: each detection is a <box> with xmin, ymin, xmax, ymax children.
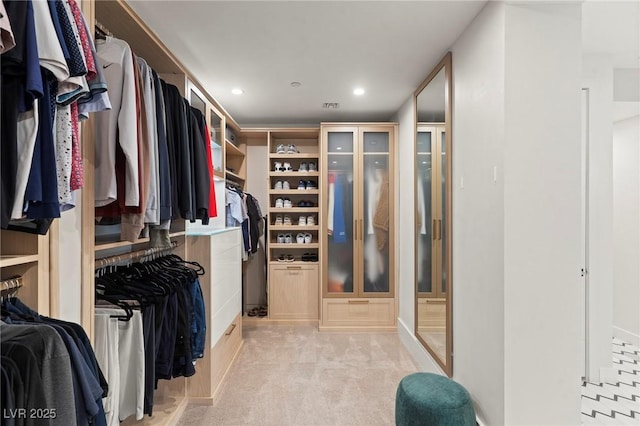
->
<box><xmin>348</xmin><ymin>300</ymin><xmax>369</xmax><ymax>304</ymax></box>
<box><xmin>286</xmin><ymin>266</ymin><xmax>302</xmax><ymax>270</ymax></box>
<box><xmin>225</xmin><ymin>323</ymin><xmax>237</xmax><ymax>336</ymax></box>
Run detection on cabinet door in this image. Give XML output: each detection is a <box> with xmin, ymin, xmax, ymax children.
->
<box><xmin>323</xmin><ymin>127</ymin><xmax>358</xmax><ymax>296</ymax></box>
<box><xmin>269</xmin><ymin>264</ymin><xmax>319</xmax><ymax>319</ymax></box>
<box><xmin>359</xmin><ymin>127</ymin><xmax>394</xmax><ymax>296</ymax></box>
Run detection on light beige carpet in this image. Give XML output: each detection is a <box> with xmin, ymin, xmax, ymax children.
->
<box><xmin>177</xmin><ymin>325</ymin><xmax>419</xmax><ymax>425</ymax></box>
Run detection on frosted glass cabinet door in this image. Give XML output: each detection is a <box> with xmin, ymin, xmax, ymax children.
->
<box><xmin>362</xmin><ymin>131</ymin><xmax>391</xmax><ymax>293</ymax></box>
<box><xmin>327</xmin><ymin>131</ymin><xmax>355</xmax><ymax>294</ymax></box>
<box><xmin>416</xmin><ymin>129</ymin><xmax>434</xmax><ymax>294</ymax></box>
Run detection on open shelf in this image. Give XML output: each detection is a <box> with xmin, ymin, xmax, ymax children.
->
<box><xmin>95</xmin><ymin>238</ymin><xmax>151</xmax><ymax>251</ymax></box>
<box><xmin>225</xmin><ymin>139</ymin><xmax>244</xmax><ymax>157</ymax></box>
<box><xmin>270</xmin><ymin>189</ymin><xmax>319</xmax><ymax>195</ymax></box>
<box><xmin>0</xmin><ymin>254</ymin><xmax>39</xmax><ymax>268</ymax></box>
<box><xmin>268</xmin><ymin>171</ymin><xmax>319</xmax><ymax>177</ymax></box>
<box><xmin>270</xmin><ymin>225</ymin><xmax>319</xmax><ymax>231</ymax></box>
<box><xmin>269</xmin><ymin>261</ymin><xmax>319</xmax><ymax>266</ymax></box>
<box><xmin>226</xmin><ymin>171</ymin><xmax>245</xmax><ymax>182</ymax></box>
<box><xmin>269</xmin><ymin>153</ymin><xmax>319</xmax><ymax>159</ymax></box>
<box><xmin>269</xmin><ymin>243</ymin><xmax>319</xmax><ymax>249</ymax></box>
<box><xmin>269</xmin><ymin>207</ymin><xmax>318</xmax><ymax>213</ymax></box>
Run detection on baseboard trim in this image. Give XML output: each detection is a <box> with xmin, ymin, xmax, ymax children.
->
<box><xmin>613</xmin><ymin>326</ymin><xmax>640</xmax><ymax>347</ymax></box>
<box><xmin>397</xmin><ymin>317</ymin><xmax>445</xmax><ymax>374</ymax></box>
<box><xmin>397</xmin><ymin>318</ymin><xmax>487</xmax><ymax>426</ymax></box>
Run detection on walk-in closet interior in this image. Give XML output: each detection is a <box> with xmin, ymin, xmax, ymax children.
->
<box><xmin>2</xmin><ymin>1</ymin><xmax>638</xmax><ymax>425</ymax></box>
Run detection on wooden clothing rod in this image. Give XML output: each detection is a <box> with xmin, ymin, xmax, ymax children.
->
<box><xmin>94</xmin><ymin>20</ymin><xmax>113</xmax><ymax>36</ymax></box>
<box><xmin>0</xmin><ymin>276</ymin><xmax>23</xmax><ymax>293</ymax></box>
<box><xmin>95</xmin><ymin>241</ymin><xmax>178</xmax><ymax>270</ymax></box>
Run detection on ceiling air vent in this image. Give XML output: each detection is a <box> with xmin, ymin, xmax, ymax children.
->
<box><xmin>322</xmin><ymin>102</ymin><xmax>340</xmax><ymax>109</ymax></box>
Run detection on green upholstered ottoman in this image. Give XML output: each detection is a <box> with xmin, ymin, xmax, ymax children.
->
<box><xmin>395</xmin><ymin>373</ymin><xmax>476</xmax><ymax>426</ymax></box>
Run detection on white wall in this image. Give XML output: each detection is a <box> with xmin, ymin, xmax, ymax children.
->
<box><xmin>396</xmin><ymin>3</ymin><xmax>583</xmax><ymax>425</ymax></box>
<box><xmin>582</xmin><ymin>54</ymin><xmax>615</xmax><ymax>382</ymax></box>
<box><xmin>613</xmin><ymin>114</ymin><xmax>640</xmax><ymax>345</ymax></box>
<box><xmin>502</xmin><ymin>4</ymin><xmax>583</xmax><ymax>424</ymax></box>
<box><xmin>393</xmin><ymin>97</ymin><xmax>416</xmax><ymax>336</ymax></box>
<box><xmin>451</xmin><ymin>2</ymin><xmax>506</xmax><ymax>424</ymax></box>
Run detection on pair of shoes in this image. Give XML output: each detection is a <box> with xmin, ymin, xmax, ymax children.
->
<box><xmin>276</xmin><ymin>233</ymin><xmax>293</xmax><ymax>244</ymax></box>
<box><xmin>298</xmin><ymin>215</ymin><xmax>315</xmax><ymax>226</ymax></box>
<box><xmin>277</xmin><ymin>254</ymin><xmax>295</xmax><ymax>262</ymax></box>
<box><xmin>275</xmin><ymin>144</ymin><xmax>286</xmax><ymax>154</ymax></box>
<box><xmin>274</xmin><ymin>161</ymin><xmax>292</xmax><ymax>172</ymax></box>
<box><xmin>274</xmin><ymin>214</ymin><xmax>294</xmax><ymax>226</ymax></box>
<box><xmin>247</xmin><ymin>305</ymin><xmax>268</xmax><ymax>317</ymax></box>
<box><xmin>301</xmin><ymin>253</ymin><xmax>318</xmax><ymax>262</ymax></box>
<box><xmin>298</xmin><ymin>162</ymin><xmax>317</xmax><ymax>172</ymax></box>
<box><xmin>273</xmin><ymin>180</ymin><xmax>290</xmax><ymax>190</ymax></box>
<box><xmin>296</xmin><ymin>233</ymin><xmax>312</xmax><ymax>244</ymax></box>
<box><xmin>298</xmin><ymin>200</ymin><xmax>314</xmax><ymax>207</ymax></box>
<box><xmin>297</xmin><ymin>180</ymin><xmax>316</xmax><ymax>190</ymax></box>
<box><xmin>275</xmin><ymin>198</ymin><xmax>292</xmax><ymax>208</ymax></box>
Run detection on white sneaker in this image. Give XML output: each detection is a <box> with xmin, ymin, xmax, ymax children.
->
<box><xmin>275</xmin><ymin>215</ymin><xmax>283</xmax><ymax>226</ymax></box>
<box><xmin>307</xmin><ymin>215</ymin><xmax>315</xmax><ymax>226</ymax></box>
<box><xmin>304</xmin><ymin>233</ymin><xmax>312</xmax><ymax>244</ymax></box>
<box><xmin>275</xmin><ymin>144</ymin><xmax>286</xmax><ymax>154</ymax></box>
<box><xmin>299</xmin><ymin>162</ymin><xmax>307</xmax><ymax>172</ymax></box>
<box><xmin>277</xmin><ymin>234</ymin><xmax>285</xmax><ymax>243</ymax></box>
<box><xmin>282</xmin><ymin>180</ymin><xmax>290</xmax><ymax>190</ymax></box>
<box><xmin>283</xmin><ymin>162</ymin><xmax>292</xmax><ymax>172</ymax></box>
<box><xmin>283</xmin><ymin>215</ymin><xmax>292</xmax><ymax>225</ymax></box>
<box><xmin>284</xmin><ymin>234</ymin><xmax>293</xmax><ymax>244</ymax></box>
<box><xmin>296</xmin><ymin>233</ymin><xmax>305</xmax><ymax>244</ymax></box>
<box><xmin>283</xmin><ymin>198</ymin><xmax>292</xmax><ymax>208</ymax></box>
<box><xmin>287</xmin><ymin>144</ymin><xmax>298</xmax><ymax>154</ymax></box>
<box><xmin>275</xmin><ymin>198</ymin><xmax>284</xmax><ymax>208</ymax></box>
<box><xmin>274</xmin><ymin>161</ymin><xmax>282</xmax><ymax>172</ymax></box>
<box><xmin>274</xmin><ymin>180</ymin><xmax>283</xmax><ymax>190</ymax></box>
<box><xmin>298</xmin><ymin>216</ymin><xmax>306</xmax><ymax>226</ymax></box>
<box><xmin>308</xmin><ymin>162</ymin><xmax>317</xmax><ymax>172</ymax></box>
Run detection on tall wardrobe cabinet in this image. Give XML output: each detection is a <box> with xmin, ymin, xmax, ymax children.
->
<box><xmin>320</xmin><ymin>123</ymin><xmax>397</xmax><ymax>330</ymax></box>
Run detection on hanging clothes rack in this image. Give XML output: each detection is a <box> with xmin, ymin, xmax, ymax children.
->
<box><xmin>0</xmin><ymin>276</ymin><xmax>23</xmax><ymax>297</ymax></box>
<box><xmin>95</xmin><ymin>241</ymin><xmax>178</xmax><ymax>270</ymax></box>
<box><xmin>94</xmin><ymin>19</ymin><xmax>113</xmax><ymax>38</ymax></box>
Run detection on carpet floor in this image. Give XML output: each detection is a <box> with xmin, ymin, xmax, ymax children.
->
<box><xmin>177</xmin><ymin>325</ymin><xmax>419</xmax><ymax>425</ymax></box>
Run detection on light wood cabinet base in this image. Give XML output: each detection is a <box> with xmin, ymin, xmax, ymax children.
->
<box><xmin>187</xmin><ymin>313</ymin><xmax>243</xmax><ymax>403</ymax></box>
<box><xmin>269</xmin><ymin>264</ymin><xmax>319</xmax><ymax>320</ymax></box>
<box><xmin>320</xmin><ymin>298</ymin><xmax>396</xmax><ymax>330</ymax></box>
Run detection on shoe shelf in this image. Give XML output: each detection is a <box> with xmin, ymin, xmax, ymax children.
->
<box><xmin>269</xmin><ymin>171</ymin><xmax>320</xmax><ymax>177</ymax></box>
<box><xmin>268</xmin><ymin>207</ymin><xmax>319</xmax><ymax>213</ymax></box>
<box><xmin>269</xmin><ymin>153</ymin><xmax>318</xmax><ymax>159</ymax></box>
<box><xmin>269</xmin><ymin>243</ymin><xmax>320</xmax><ymax>249</ymax></box>
<box><xmin>270</xmin><ymin>225</ymin><xmax>319</xmax><ymax>231</ymax></box>
<box><xmin>267</xmin><ymin>131</ymin><xmax>321</xmax><ymax>321</ymax></box>
<box><xmin>270</xmin><ymin>190</ymin><xmax>319</xmax><ymax>195</ymax></box>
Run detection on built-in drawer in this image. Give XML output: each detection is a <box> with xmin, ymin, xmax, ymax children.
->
<box><xmin>211</xmin><ymin>313</ymin><xmax>243</xmax><ymax>394</ymax></box>
<box><xmin>321</xmin><ymin>298</ymin><xmax>395</xmax><ymax>328</ymax></box>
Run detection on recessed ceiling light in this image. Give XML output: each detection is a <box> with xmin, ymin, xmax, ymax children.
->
<box><xmin>353</xmin><ymin>88</ymin><xmax>365</xmax><ymax>96</ymax></box>
<box><xmin>231</xmin><ymin>88</ymin><xmax>244</xmax><ymax>95</ymax></box>
<box><xmin>336</xmin><ymin>147</ymin><xmax>342</xmax><ymax>150</ymax></box>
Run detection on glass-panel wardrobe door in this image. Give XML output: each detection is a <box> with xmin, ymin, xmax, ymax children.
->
<box><xmin>361</xmin><ymin>129</ymin><xmax>392</xmax><ymax>295</ymax></box>
<box><xmin>416</xmin><ymin>127</ymin><xmax>435</xmax><ymax>296</ymax></box>
<box><xmin>326</xmin><ymin>130</ymin><xmax>356</xmax><ymax>294</ymax></box>
<box><xmin>439</xmin><ymin>128</ymin><xmax>447</xmax><ymax>297</ymax></box>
